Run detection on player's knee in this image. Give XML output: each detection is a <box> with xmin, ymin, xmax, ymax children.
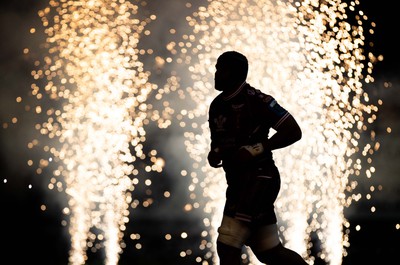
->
<box><xmin>217</xmin><ymin>215</ymin><xmax>249</xmax><ymax>248</ymax></box>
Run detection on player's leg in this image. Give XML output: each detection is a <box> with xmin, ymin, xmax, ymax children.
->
<box><xmin>250</xmin><ymin>223</ymin><xmax>308</xmax><ymax>265</ymax></box>
<box><xmin>216</xmin><ymin>241</ymin><xmax>241</xmax><ymax>265</ymax></box>
<box><xmin>255</xmin><ymin>243</ymin><xmax>308</xmax><ymax>265</ymax></box>
<box><xmin>216</xmin><ymin>215</ymin><xmax>250</xmax><ymax>265</ymax></box>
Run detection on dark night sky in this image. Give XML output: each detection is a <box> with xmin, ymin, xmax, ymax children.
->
<box><xmin>0</xmin><ymin>1</ymin><xmax>399</xmax><ymax>265</ymax></box>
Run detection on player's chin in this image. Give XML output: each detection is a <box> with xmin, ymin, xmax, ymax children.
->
<box><xmin>214</xmin><ymin>84</ymin><xmax>224</xmax><ymax>91</ymax></box>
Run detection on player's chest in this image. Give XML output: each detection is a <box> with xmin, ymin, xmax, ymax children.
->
<box><xmin>212</xmin><ymin>102</ymin><xmax>253</xmax><ymax>131</ymax></box>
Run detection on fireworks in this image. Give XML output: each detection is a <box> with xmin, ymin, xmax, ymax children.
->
<box><xmin>5</xmin><ymin>0</ymin><xmax>381</xmax><ymax>264</ymax></box>
<box><xmin>30</xmin><ymin>0</ymin><xmax>159</xmax><ymax>264</ymax></box>
<box><xmin>176</xmin><ymin>1</ymin><xmax>380</xmax><ymax>264</ymax></box>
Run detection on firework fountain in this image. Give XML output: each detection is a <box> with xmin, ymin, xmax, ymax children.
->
<box><xmin>30</xmin><ymin>0</ymin><xmax>160</xmax><ymax>264</ymax></box>
<box><xmin>24</xmin><ymin>0</ymin><xmax>380</xmax><ymax>264</ymax></box>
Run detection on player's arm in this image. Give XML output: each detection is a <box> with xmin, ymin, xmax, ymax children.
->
<box><xmin>208</xmin><ymin>130</ymin><xmax>223</xmax><ymax>168</ymax></box>
<box><xmin>262</xmin><ymin>114</ymin><xmax>302</xmax><ymax>151</ymax></box>
<box><xmin>235</xmin><ymin>114</ymin><xmax>301</xmax><ymax>161</ymax></box>
<box><xmin>207</xmin><ymin>106</ymin><xmax>223</xmax><ymax>168</ymax></box>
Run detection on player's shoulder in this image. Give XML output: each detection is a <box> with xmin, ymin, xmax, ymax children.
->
<box><xmin>209</xmin><ymin>92</ymin><xmax>225</xmax><ymax>109</ymax></box>
<box><xmin>244</xmin><ymin>84</ymin><xmax>274</xmax><ymax>104</ymax></box>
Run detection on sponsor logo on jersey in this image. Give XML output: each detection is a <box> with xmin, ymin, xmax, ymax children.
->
<box><xmin>262</xmin><ymin>95</ymin><xmax>272</xmax><ymax>103</ymax></box>
<box><xmin>247</xmin><ymin>89</ymin><xmax>255</xmax><ymax>96</ymax></box>
<box><xmin>270</xmin><ymin>100</ymin><xmax>286</xmax><ymax>114</ymax></box>
<box><xmin>214</xmin><ymin>115</ymin><xmax>227</xmax><ymax>131</ymax></box>
<box><xmin>231</xmin><ymin>103</ymin><xmax>244</xmax><ymax>109</ymax></box>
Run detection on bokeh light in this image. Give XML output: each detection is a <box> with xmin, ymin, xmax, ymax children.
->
<box><xmin>2</xmin><ymin>0</ymin><xmax>384</xmax><ymax>265</ymax></box>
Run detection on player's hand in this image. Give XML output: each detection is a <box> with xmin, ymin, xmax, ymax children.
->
<box><xmin>234</xmin><ymin>143</ymin><xmax>264</xmax><ymax>163</ymax></box>
<box><xmin>207</xmin><ymin>148</ymin><xmax>222</xmax><ymax>168</ymax></box>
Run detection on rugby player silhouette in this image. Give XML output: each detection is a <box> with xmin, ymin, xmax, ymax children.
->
<box><xmin>207</xmin><ymin>51</ymin><xmax>308</xmax><ymax>265</ymax></box>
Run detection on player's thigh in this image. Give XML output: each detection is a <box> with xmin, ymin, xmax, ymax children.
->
<box><xmin>248</xmin><ymin>223</ymin><xmax>280</xmax><ymax>252</ymax></box>
<box><xmin>217</xmin><ymin>215</ymin><xmax>250</xmax><ymax>248</ymax></box>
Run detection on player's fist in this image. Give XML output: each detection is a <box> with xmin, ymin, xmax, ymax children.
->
<box><xmin>234</xmin><ymin>143</ymin><xmax>264</xmax><ymax>163</ymax></box>
<box><xmin>207</xmin><ymin>148</ymin><xmax>222</xmax><ymax>168</ymax></box>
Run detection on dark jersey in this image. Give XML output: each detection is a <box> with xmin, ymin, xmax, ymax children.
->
<box><xmin>208</xmin><ymin>82</ymin><xmax>290</xmax><ymax>169</ymax></box>
<box><xmin>208</xmin><ymin>82</ymin><xmax>291</xmax><ymax>224</ymax></box>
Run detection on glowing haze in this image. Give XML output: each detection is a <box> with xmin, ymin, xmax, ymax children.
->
<box><xmin>23</xmin><ymin>0</ymin><xmax>380</xmax><ymax>265</ymax></box>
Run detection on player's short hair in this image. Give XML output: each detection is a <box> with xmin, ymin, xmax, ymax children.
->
<box><xmin>218</xmin><ymin>51</ymin><xmax>248</xmax><ymax>82</ymax></box>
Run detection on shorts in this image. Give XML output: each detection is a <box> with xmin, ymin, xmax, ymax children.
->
<box><xmin>224</xmin><ymin>164</ymin><xmax>281</xmax><ymax>224</ymax></box>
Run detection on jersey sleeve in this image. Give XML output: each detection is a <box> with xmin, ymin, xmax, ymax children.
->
<box><xmin>266</xmin><ymin>98</ymin><xmax>290</xmax><ymax>130</ymax></box>
<box><xmin>254</xmin><ymin>93</ymin><xmax>290</xmax><ymax>130</ymax></box>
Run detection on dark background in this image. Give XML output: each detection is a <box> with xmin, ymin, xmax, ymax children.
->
<box><xmin>1</xmin><ymin>1</ymin><xmax>399</xmax><ymax>264</ymax></box>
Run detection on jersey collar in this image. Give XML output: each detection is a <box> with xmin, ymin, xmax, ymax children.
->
<box><xmin>222</xmin><ymin>81</ymin><xmax>247</xmax><ymax>101</ymax></box>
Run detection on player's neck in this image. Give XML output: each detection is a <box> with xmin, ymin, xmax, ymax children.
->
<box><xmin>222</xmin><ymin>81</ymin><xmax>247</xmax><ymax>100</ymax></box>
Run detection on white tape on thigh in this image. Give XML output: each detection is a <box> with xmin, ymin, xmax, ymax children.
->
<box><xmin>217</xmin><ymin>215</ymin><xmax>250</xmax><ymax>248</ymax></box>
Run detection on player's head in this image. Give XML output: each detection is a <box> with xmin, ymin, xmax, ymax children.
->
<box><xmin>215</xmin><ymin>51</ymin><xmax>248</xmax><ymax>91</ymax></box>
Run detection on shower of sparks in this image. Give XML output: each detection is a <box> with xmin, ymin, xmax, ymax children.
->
<box><xmin>163</xmin><ymin>0</ymin><xmax>381</xmax><ymax>264</ymax></box>
<box><xmin>14</xmin><ymin>0</ymin><xmax>381</xmax><ymax>264</ymax></box>
<box><xmin>27</xmin><ymin>0</ymin><xmax>162</xmax><ymax>264</ymax></box>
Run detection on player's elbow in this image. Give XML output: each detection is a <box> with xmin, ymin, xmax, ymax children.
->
<box><xmin>279</xmin><ymin>115</ymin><xmax>302</xmax><ymax>144</ymax></box>
<box><xmin>288</xmin><ymin>115</ymin><xmax>302</xmax><ymax>142</ymax></box>
<box><xmin>288</xmin><ymin>120</ymin><xmax>302</xmax><ymax>143</ymax></box>
<box><xmin>294</xmin><ymin>127</ymin><xmax>302</xmax><ymax>142</ymax></box>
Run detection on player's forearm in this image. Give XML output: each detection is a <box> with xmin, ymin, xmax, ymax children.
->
<box><xmin>262</xmin><ymin>115</ymin><xmax>302</xmax><ymax>151</ymax></box>
<box><xmin>262</xmin><ymin>130</ymin><xmax>301</xmax><ymax>151</ymax></box>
